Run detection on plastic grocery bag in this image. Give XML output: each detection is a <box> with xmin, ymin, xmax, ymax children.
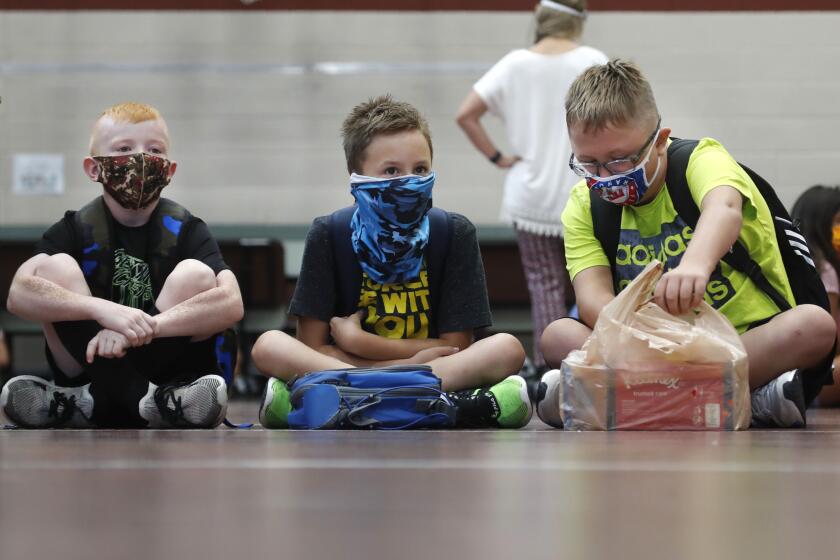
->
<box><xmin>561</xmin><ymin>260</ymin><xmax>751</xmax><ymax>430</ymax></box>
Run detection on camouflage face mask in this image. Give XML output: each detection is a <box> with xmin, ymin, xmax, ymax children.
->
<box><xmin>93</xmin><ymin>153</ymin><xmax>172</xmax><ymax>210</ymax></box>
<box><xmin>349</xmin><ymin>172</ymin><xmax>435</xmax><ymax>284</ymax></box>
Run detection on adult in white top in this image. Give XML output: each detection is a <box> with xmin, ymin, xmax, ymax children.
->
<box><xmin>456</xmin><ymin>0</ymin><xmax>607</xmax><ymax>374</ymax></box>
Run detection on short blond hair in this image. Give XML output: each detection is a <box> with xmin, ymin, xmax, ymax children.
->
<box><xmin>89</xmin><ymin>102</ymin><xmax>169</xmax><ymax>154</ymax></box>
<box><xmin>565</xmin><ymin>59</ymin><xmax>659</xmax><ymax>132</ymax></box>
<box><xmin>101</xmin><ymin>102</ymin><xmax>162</xmax><ymax>124</ymax></box>
<box><xmin>534</xmin><ymin>0</ymin><xmax>586</xmax><ymax>42</ymax></box>
<box><xmin>341</xmin><ymin>95</ymin><xmax>433</xmax><ymax>174</ymax></box>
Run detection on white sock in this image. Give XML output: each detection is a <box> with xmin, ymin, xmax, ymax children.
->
<box><xmin>138</xmin><ymin>382</ymin><xmax>160</xmax><ymax>427</ymax></box>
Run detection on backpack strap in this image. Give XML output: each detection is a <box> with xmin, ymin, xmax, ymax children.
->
<box><xmin>329</xmin><ymin>206</ymin><xmax>363</xmax><ymax>317</ymax></box>
<box><xmin>665</xmin><ymin>138</ymin><xmax>792</xmax><ymax>311</ymax></box>
<box><xmin>589</xmin><ymin>188</ymin><xmax>623</xmax><ymax>293</ymax></box>
<box><xmin>76</xmin><ymin>196</ymin><xmax>116</xmax><ymax>300</ymax></box>
<box><xmin>329</xmin><ymin>206</ymin><xmax>452</xmax><ymax>335</ymax></box>
<box><xmin>147</xmin><ymin>198</ymin><xmax>192</xmax><ymax>296</ymax></box>
<box><xmin>426</xmin><ymin>207</ymin><xmax>452</xmax><ymax>317</ymax></box>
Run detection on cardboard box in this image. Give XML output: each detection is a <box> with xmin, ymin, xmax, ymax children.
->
<box><xmin>561</xmin><ymin>360</ymin><xmax>746</xmax><ymax>430</ymax></box>
<box><xmin>560</xmin><ymin>361</ymin><xmax>611</xmax><ymax>430</ymax></box>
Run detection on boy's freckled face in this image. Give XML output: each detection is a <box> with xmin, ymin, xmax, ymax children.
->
<box><xmin>91</xmin><ymin>117</ymin><xmax>171</xmax><ymax>158</ymax></box>
<box><xmin>359</xmin><ymin>129</ymin><xmax>432</xmax><ymax>178</ymax></box>
<box><xmin>86</xmin><ymin>117</ymin><xmax>177</xmax><ymax>186</ymax></box>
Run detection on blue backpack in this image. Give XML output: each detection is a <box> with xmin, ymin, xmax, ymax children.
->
<box><xmin>286</xmin><ymin>365</ymin><xmax>457</xmax><ymax>430</ymax></box>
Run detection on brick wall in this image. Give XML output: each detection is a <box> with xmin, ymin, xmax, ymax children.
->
<box><xmin>1</xmin><ymin>9</ymin><xmax>839</xmax><ymax>227</ymax></box>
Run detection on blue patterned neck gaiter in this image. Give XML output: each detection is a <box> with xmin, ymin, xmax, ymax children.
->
<box><xmin>349</xmin><ymin>172</ymin><xmax>436</xmax><ymax>284</ymax></box>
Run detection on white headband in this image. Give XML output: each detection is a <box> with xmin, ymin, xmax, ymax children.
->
<box><xmin>539</xmin><ymin>0</ymin><xmax>585</xmax><ymax>18</ymax></box>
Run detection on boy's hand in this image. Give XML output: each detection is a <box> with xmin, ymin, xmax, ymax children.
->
<box><xmin>330</xmin><ymin>311</ymin><xmax>365</xmax><ymax>349</ymax></box>
<box><xmin>90</xmin><ymin>299</ymin><xmax>157</xmax><ymax>346</ymax></box>
<box><xmin>86</xmin><ymin>329</ymin><xmax>130</xmax><ymax>363</ymax></box>
<box><xmin>654</xmin><ymin>184</ymin><xmax>741</xmax><ymax>316</ymax></box>
<box><xmin>654</xmin><ymin>263</ymin><xmax>709</xmax><ymax>316</ymax></box>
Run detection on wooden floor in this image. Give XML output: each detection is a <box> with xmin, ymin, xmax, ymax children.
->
<box><xmin>2</xmin><ymin>402</ymin><xmax>840</xmax><ymax>560</ymax></box>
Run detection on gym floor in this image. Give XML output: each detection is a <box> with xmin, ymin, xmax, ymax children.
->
<box><xmin>1</xmin><ymin>401</ymin><xmax>838</xmax><ymax>560</ymax></box>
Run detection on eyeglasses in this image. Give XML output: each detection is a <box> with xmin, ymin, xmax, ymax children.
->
<box><xmin>569</xmin><ymin>118</ymin><xmax>662</xmax><ymax>177</ymax></box>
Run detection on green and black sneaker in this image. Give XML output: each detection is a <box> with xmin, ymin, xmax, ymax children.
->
<box><xmin>449</xmin><ymin>375</ymin><xmax>533</xmax><ymax>429</ymax></box>
<box><xmin>258</xmin><ymin>378</ymin><xmax>292</xmax><ymax>429</ymax></box>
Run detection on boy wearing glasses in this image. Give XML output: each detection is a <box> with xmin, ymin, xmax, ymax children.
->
<box><xmin>536</xmin><ymin>60</ymin><xmax>836</xmax><ymax>429</ymax></box>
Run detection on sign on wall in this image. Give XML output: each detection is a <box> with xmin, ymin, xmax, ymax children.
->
<box><xmin>12</xmin><ymin>154</ymin><xmax>65</xmax><ymax>196</ymax></box>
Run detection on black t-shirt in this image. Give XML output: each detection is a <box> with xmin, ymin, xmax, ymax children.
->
<box><xmin>35</xmin><ymin>205</ymin><xmax>228</xmax><ymax>312</ymax></box>
<box><xmin>290</xmin><ymin>210</ymin><xmax>492</xmax><ymax>336</ymax></box>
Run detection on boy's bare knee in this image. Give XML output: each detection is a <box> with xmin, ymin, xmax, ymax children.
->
<box><xmin>540</xmin><ymin>319</ymin><xmax>569</xmax><ymax>356</ymax></box>
<box><xmin>35</xmin><ymin>253</ymin><xmax>84</xmax><ymax>286</ymax></box>
<box><xmin>773</xmin><ymin>305</ymin><xmax>838</xmax><ymax>369</ymax></box>
<box><xmin>169</xmin><ymin>259</ymin><xmax>216</xmax><ymax>292</ymax></box>
<box><xmin>252</xmin><ymin>330</ymin><xmax>288</xmax><ymax>375</ymax></box>
<box><xmin>541</xmin><ymin>318</ymin><xmax>588</xmax><ymax>367</ymax></box>
<box><xmin>156</xmin><ymin>260</ymin><xmax>217</xmax><ymax>311</ymax></box>
<box><xmin>251</xmin><ymin>330</ymin><xmax>277</xmax><ymax>367</ymax></box>
<box><xmin>486</xmin><ymin>333</ymin><xmax>526</xmax><ymax>372</ymax></box>
<box><xmin>802</xmin><ymin>304</ymin><xmax>837</xmax><ymax>353</ymax></box>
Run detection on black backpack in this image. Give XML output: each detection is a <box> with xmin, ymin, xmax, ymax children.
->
<box><xmin>590</xmin><ymin>138</ymin><xmax>829</xmax><ymax>314</ymax></box>
<box><xmin>328</xmin><ymin>205</ymin><xmax>453</xmax><ymax>337</ymax></box>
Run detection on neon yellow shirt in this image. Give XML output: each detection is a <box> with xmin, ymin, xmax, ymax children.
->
<box><xmin>562</xmin><ymin>138</ymin><xmax>794</xmax><ymax>333</ymax></box>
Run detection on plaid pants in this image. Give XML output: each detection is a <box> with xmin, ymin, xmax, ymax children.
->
<box><xmin>514</xmin><ymin>227</ymin><xmax>572</xmax><ymax>368</ymax></box>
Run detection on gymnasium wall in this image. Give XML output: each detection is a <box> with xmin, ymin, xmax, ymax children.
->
<box><xmin>1</xmin><ymin>2</ymin><xmax>839</xmax><ymax>227</ymax></box>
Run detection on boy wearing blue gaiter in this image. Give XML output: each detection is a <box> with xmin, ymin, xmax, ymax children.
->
<box><xmin>254</xmin><ymin>95</ymin><xmax>531</xmax><ymax>429</ymax></box>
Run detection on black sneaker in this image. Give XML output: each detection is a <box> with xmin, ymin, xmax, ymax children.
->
<box><xmin>0</xmin><ymin>375</ymin><xmax>94</xmax><ymax>429</ymax></box>
<box><xmin>521</xmin><ymin>365</ymin><xmax>550</xmax><ymax>403</ymax></box>
<box><xmin>139</xmin><ymin>375</ymin><xmax>228</xmax><ymax>429</ymax></box>
<box><xmin>750</xmin><ymin>370</ymin><xmax>806</xmax><ymax>428</ymax></box>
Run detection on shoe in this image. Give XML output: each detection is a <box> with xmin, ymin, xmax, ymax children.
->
<box><xmin>751</xmin><ymin>370</ymin><xmax>806</xmax><ymax>428</ymax></box>
<box><xmin>522</xmin><ymin>365</ymin><xmax>551</xmax><ymax>403</ymax></box>
<box><xmin>140</xmin><ymin>375</ymin><xmax>227</xmax><ymax>429</ymax></box>
<box><xmin>518</xmin><ymin>358</ymin><xmax>548</xmax><ymax>403</ymax></box>
<box><xmin>258</xmin><ymin>377</ymin><xmax>292</xmax><ymax>429</ymax></box>
<box><xmin>0</xmin><ymin>375</ymin><xmax>94</xmax><ymax>429</ymax></box>
<box><xmin>491</xmin><ymin>375</ymin><xmax>533</xmax><ymax>428</ymax></box>
<box><xmin>535</xmin><ymin>369</ymin><xmax>564</xmax><ymax>428</ymax></box>
<box><xmin>449</xmin><ymin>375</ymin><xmax>532</xmax><ymax>429</ymax></box>
<box><xmin>517</xmin><ymin>356</ymin><xmax>536</xmax><ymax>379</ymax></box>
